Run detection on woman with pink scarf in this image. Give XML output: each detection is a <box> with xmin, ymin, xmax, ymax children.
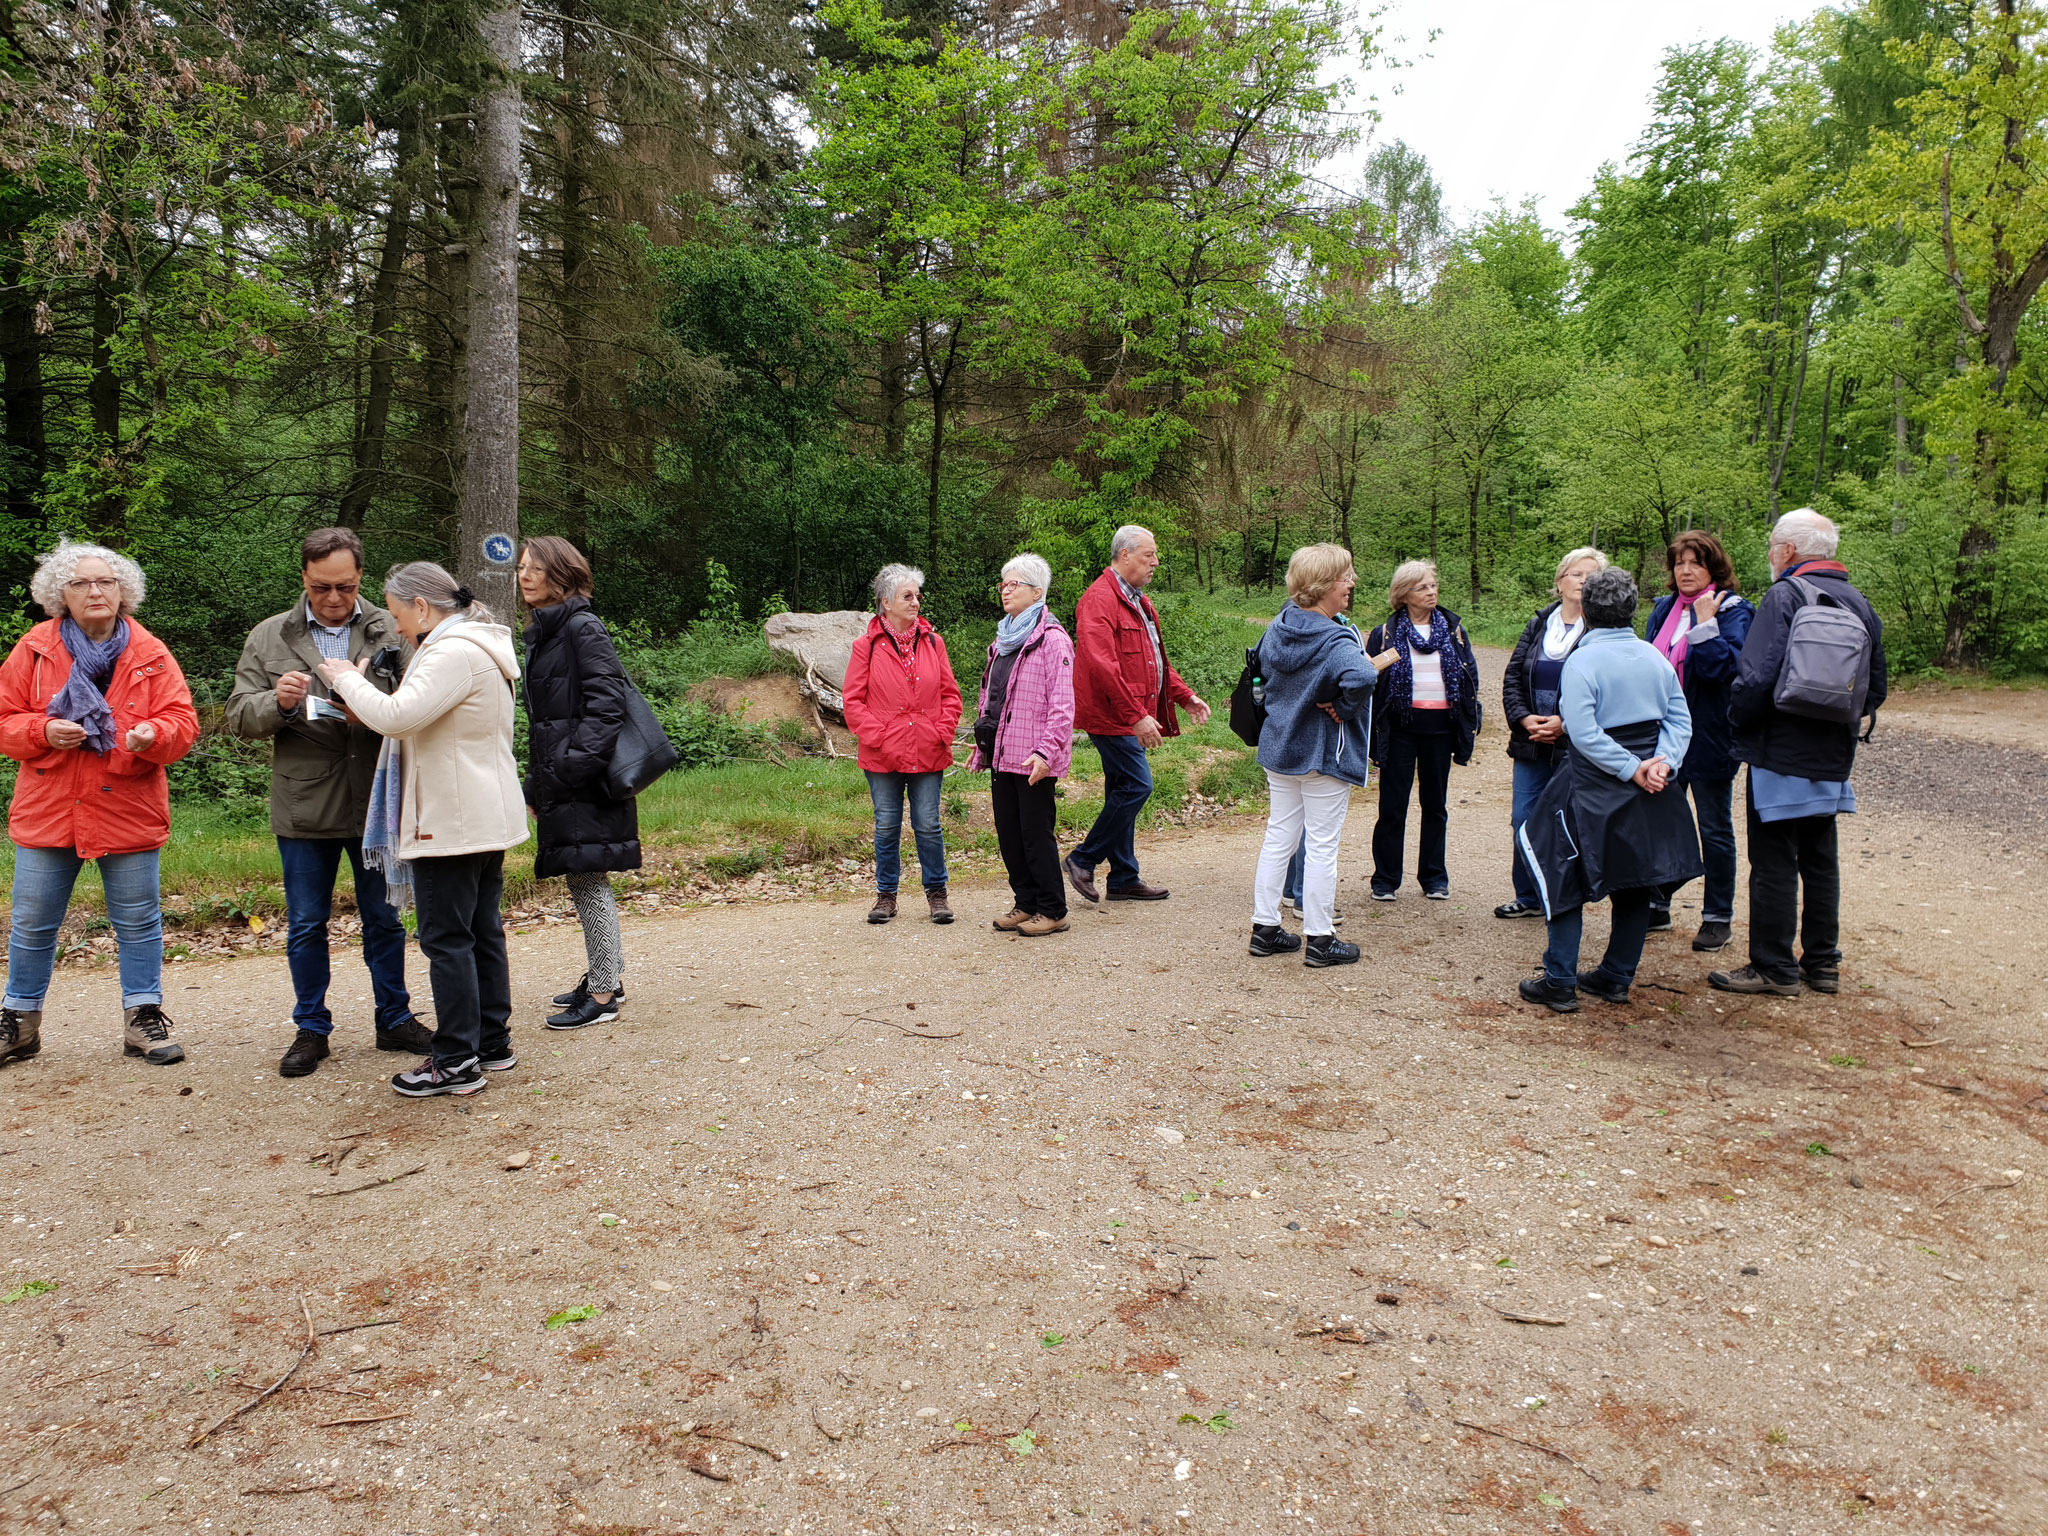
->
<box><xmin>1642</xmin><ymin>531</ymin><xmax>1753</xmax><ymax>953</ymax></box>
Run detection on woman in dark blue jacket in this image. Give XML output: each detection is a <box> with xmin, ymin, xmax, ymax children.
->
<box><xmin>1642</xmin><ymin>531</ymin><xmax>1753</xmax><ymax>953</ymax></box>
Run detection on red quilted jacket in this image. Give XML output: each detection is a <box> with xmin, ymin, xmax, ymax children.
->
<box><xmin>840</xmin><ymin>616</ymin><xmax>963</xmax><ymax>774</ymax></box>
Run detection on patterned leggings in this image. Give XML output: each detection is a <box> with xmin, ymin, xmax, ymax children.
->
<box><xmin>565</xmin><ymin>872</ymin><xmax>624</xmax><ymax>994</ymax></box>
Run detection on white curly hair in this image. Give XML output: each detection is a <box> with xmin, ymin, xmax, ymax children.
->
<box><xmin>31</xmin><ymin>538</ymin><xmax>147</xmax><ymax>619</ymax></box>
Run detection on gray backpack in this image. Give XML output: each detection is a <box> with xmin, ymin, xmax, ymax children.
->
<box><xmin>1773</xmin><ymin>577</ymin><xmax>1872</xmax><ymax>724</ymax></box>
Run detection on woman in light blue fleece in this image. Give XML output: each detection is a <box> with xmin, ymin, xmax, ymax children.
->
<box><xmin>1247</xmin><ymin>544</ymin><xmax>1395</xmax><ymax>967</ymax></box>
<box><xmin>1516</xmin><ymin>567</ymin><xmax>1700</xmax><ymax>1012</ymax></box>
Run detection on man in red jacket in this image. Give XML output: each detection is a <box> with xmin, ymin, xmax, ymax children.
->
<box><xmin>1063</xmin><ymin>526</ymin><xmax>1209</xmax><ymax>904</ymax></box>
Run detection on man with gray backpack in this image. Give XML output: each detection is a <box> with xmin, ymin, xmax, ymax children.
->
<box><xmin>1712</xmin><ymin>509</ymin><xmax>1886</xmax><ymax>997</ymax></box>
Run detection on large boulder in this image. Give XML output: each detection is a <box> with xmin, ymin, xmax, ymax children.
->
<box><xmin>763</xmin><ymin>611</ymin><xmax>871</xmax><ymax>718</ymax></box>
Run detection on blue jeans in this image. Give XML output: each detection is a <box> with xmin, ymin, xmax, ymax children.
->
<box><xmin>1651</xmin><ymin>776</ymin><xmax>1736</xmax><ymax>924</ymax></box>
<box><xmin>1285</xmin><ymin>838</ymin><xmax>1305</xmax><ymax>906</ymax></box>
<box><xmin>1509</xmin><ymin>757</ymin><xmax>1560</xmax><ymax>905</ymax></box>
<box><xmin>1543</xmin><ymin>887</ymin><xmax>1656</xmax><ymax>990</ymax></box>
<box><xmin>278</xmin><ymin>836</ymin><xmax>414</xmax><ymax>1036</ymax></box>
<box><xmin>865</xmin><ymin>770</ymin><xmax>948</xmax><ymax>893</ymax></box>
<box><xmin>5</xmin><ymin>845</ymin><xmax>163</xmax><ymax>1010</ymax></box>
<box><xmin>1071</xmin><ymin>733</ymin><xmax>1153</xmax><ymax>890</ymax></box>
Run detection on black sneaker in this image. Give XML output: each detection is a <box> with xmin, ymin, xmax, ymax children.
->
<box><xmin>479</xmin><ymin>1045</ymin><xmax>518</xmax><ymax>1072</ymax></box>
<box><xmin>392</xmin><ymin>1056</ymin><xmax>486</xmax><ymax>1097</ymax></box>
<box><xmin>376</xmin><ymin>1016</ymin><xmax>436</xmax><ymax>1054</ymax></box>
<box><xmin>1645</xmin><ymin>908</ymin><xmax>1674</xmax><ymax>933</ymax></box>
<box><xmin>1708</xmin><ymin>965</ymin><xmax>1800</xmax><ymax>998</ymax></box>
<box><xmin>1576</xmin><ymin>971</ymin><xmax>1632</xmax><ymax>1006</ymax></box>
<box><xmin>547</xmin><ymin>992</ymin><xmax>620</xmax><ymax>1030</ymax></box>
<box><xmin>1494</xmin><ymin>899</ymin><xmax>1542</xmax><ymax>920</ymax></box>
<box><xmin>1691</xmin><ymin>921</ymin><xmax>1732</xmax><ymax>953</ymax></box>
<box><xmin>1803</xmin><ymin>969</ymin><xmax>1840</xmax><ymax>995</ymax></box>
<box><xmin>1303</xmin><ymin>935</ymin><xmax>1360</xmax><ymax>968</ymax></box>
<box><xmin>1518</xmin><ymin>976</ymin><xmax>1580</xmax><ymax>1014</ymax></box>
<box><xmin>551</xmin><ymin>976</ymin><xmax>628</xmax><ymax>1008</ymax></box>
<box><xmin>1423</xmin><ymin>886</ymin><xmax>1450</xmax><ymax>901</ymax></box>
<box><xmin>1249</xmin><ymin>923</ymin><xmax>1302</xmax><ymax>958</ymax></box>
<box><xmin>1369</xmin><ymin>887</ymin><xmax>1397</xmax><ymax>903</ymax></box>
<box><xmin>279</xmin><ymin>1028</ymin><xmax>331</xmax><ymax>1078</ymax></box>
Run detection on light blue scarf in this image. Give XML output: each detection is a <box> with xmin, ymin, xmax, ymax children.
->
<box><xmin>995</xmin><ymin>602</ymin><xmax>1043</xmax><ymax>655</ymax></box>
<box><xmin>362</xmin><ymin>735</ymin><xmax>412</xmax><ymax>910</ymax></box>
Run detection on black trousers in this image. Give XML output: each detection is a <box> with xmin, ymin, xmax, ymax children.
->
<box><xmin>410</xmin><ymin>850</ymin><xmax>512</xmax><ymax>1067</ymax></box>
<box><xmin>1371</xmin><ymin>726</ymin><xmax>1454</xmax><ymax>894</ymax></box>
<box><xmin>1744</xmin><ymin>782</ymin><xmax>1842</xmax><ymax>981</ymax></box>
<box><xmin>991</xmin><ymin>771</ymin><xmax>1066</xmax><ymax>919</ymax></box>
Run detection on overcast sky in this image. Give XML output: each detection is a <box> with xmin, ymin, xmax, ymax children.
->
<box><xmin>1331</xmin><ymin>0</ymin><xmax>1812</xmax><ymax>232</ymax></box>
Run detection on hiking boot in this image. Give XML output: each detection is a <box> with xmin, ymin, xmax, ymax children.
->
<box><xmin>1249</xmin><ymin>923</ymin><xmax>1302</xmax><ymax>958</ymax></box>
<box><xmin>279</xmin><ymin>1028</ymin><xmax>331</xmax><ymax>1078</ymax></box>
<box><xmin>1494</xmin><ymin>899</ymin><xmax>1542</xmax><ymax>920</ymax></box>
<box><xmin>552</xmin><ymin>975</ymin><xmax>628</xmax><ymax>1008</ymax></box>
<box><xmin>926</xmin><ymin>888</ymin><xmax>954</xmax><ymax>925</ymax></box>
<box><xmin>547</xmin><ymin>992</ymin><xmax>619</xmax><ymax>1030</ymax></box>
<box><xmin>1691</xmin><ymin>921</ymin><xmax>1732</xmax><ymax>953</ymax></box>
<box><xmin>1803</xmin><ymin>968</ymin><xmax>1841</xmax><ymax>996</ymax></box>
<box><xmin>1517</xmin><ymin>976</ymin><xmax>1581</xmax><ymax>1014</ymax></box>
<box><xmin>1646</xmin><ymin>907</ymin><xmax>1674</xmax><ymax>933</ymax></box>
<box><xmin>1576</xmin><ymin>971</ymin><xmax>1632</xmax><ymax>1006</ymax></box>
<box><xmin>867</xmin><ymin>892</ymin><xmax>897</xmax><ymax>924</ymax></box>
<box><xmin>375</xmin><ymin>1016</ymin><xmax>436</xmax><ymax>1054</ymax></box>
<box><xmin>1062</xmin><ymin>855</ymin><xmax>1099</xmax><ymax>906</ymax></box>
<box><xmin>123</xmin><ymin>1005</ymin><xmax>184</xmax><ymax>1065</ymax></box>
<box><xmin>1708</xmin><ymin>965</ymin><xmax>1800</xmax><ymax>998</ymax></box>
<box><xmin>992</xmin><ymin>907</ymin><xmax>1031</xmax><ymax>932</ymax></box>
<box><xmin>1303</xmin><ymin>934</ymin><xmax>1360</xmax><ymax>968</ymax></box>
<box><xmin>392</xmin><ymin>1056</ymin><xmax>486</xmax><ymax>1096</ymax></box>
<box><xmin>1016</xmin><ymin>913</ymin><xmax>1070</xmax><ymax>936</ymax></box>
<box><xmin>0</xmin><ymin>1008</ymin><xmax>41</xmax><ymax>1067</ymax></box>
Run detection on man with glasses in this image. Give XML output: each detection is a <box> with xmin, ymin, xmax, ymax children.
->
<box><xmin>226</xmin><ymin>527</ymin><xmax>430</xmax><ymax>1077</ymax></box>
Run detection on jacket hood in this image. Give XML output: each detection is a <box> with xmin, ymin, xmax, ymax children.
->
<box><xmin>1260</xmin><ymin>602</ymin><xmax>1358</xmax><ymax>676</ymax></box>
<box><xmin>433</xmin><ymin>617</ymin><xmax>521</xmax><ymax>681</ymax></box>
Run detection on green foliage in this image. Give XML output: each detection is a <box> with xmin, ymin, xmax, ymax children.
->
<box><xmin>0</xmin><ymin>1280</ymin><xmax>57</xmax><ymax>1304</ymax></box>
<box><xmin>544</xmin><ymin>1304</ymin><xmax>601</xmax><ymax>1330</ymax></box>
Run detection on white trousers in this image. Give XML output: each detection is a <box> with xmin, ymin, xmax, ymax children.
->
<box><xmin>1253</xmin><ymin>770</ymin><xmax>1352</xmax><ymax>935</ymax></box>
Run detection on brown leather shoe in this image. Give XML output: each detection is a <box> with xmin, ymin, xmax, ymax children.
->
<box><xmin>992</xmin><ymin>907</ymin><xmax>1031</xmax><ymax>931</ymax></box>
<box><xmin>1017</xmin><ymin>913</ymin><xmax>1070</xmax><ymax>936</ymax></box>
<box><xmin>1062</xmin><ymin>854</ymin><xmax>1099</xmax><ymax>905</ymax></box>
<box><xmin>867</xmin><ymin>892</ymin><xmax>897</xmax><ymax>924</ymax></box>
<box><xmin>1105</xmin><ymin>880</ymin><xmax>1170</xmax><ymax>901</ymax></box>
<box><xmin>926</xmin><ymin>888</ymin><xmax>954</xmax><ymax>924</ymax></box>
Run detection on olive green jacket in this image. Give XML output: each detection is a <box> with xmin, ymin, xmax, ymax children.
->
<box><xmin>225</xmin><ymin>602</ymin><xmax>406</xmax><ymax>839</ymax></box>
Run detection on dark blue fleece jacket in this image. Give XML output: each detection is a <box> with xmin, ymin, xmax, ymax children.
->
<box><xmin>1253</xmin><ymin>603</ymin><xmax>1378</xmax><ymax>787</ymax></box>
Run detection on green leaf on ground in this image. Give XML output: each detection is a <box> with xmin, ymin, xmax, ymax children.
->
<box><xmin>1178</xmin><ymin>1412</ymin><xmax>1236</xmax><ymax>1433</ymax></box>
<box><xmin>545</xmin><ymin>1304</ymin><xmax>601</xmax><ymax>1330</ymax></box>
<box><xmin>1005</xmin><ymin>1430</ymin><xmax>1037</xmax><ymax>1455</ymax></box>
<box><xmin>1040</xmin><ymin>1332</ymin><xmax>1065</xmax><ymax>1348</ymax></box>
<box><xmin>0</xmin><ymin>1280</ymin><xmax>56</xmax><ymax>1304</ymax></box>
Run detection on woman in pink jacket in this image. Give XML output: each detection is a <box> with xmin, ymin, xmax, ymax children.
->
<box><xmin>967</xmin><ymin>554</ymin><xmax>1075</xmax><ymax>936</ymax></box>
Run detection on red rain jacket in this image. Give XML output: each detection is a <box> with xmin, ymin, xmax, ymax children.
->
<box><xmin>1071</xmin><ymin>567</ymin><xmax>1196</xmax><ymax>737</ymax></box>
<box><xmin>840</xmin><ymin>615</ymin><xmax>963</xmax><ymax>775</ymax></box>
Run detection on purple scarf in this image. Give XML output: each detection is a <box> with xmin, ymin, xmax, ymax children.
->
<box><xmin>48</xmin><ymin>616</ymin><xmax>130</xmax><ymax>754</ymax></box>
<box><xmin>1386</xmin><ymin>606</ymin><xmax>1462</xmax><ymax>721</ymax></box>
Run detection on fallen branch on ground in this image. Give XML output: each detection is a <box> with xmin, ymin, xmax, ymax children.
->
<box><xmin>309</xmin><ymin>1165</ymin><xmax>425</xmax><ymax>1199</ymax></box>
<box><xmin>190</xmin><ymin>1297</ymin><xmax>314</xmax><ymax>1447</ymax></box>
<box><xmin>1485</xmin><ymin>1304</ymin><xmax>1568</xmax><ymax>1326</ymax></box>
<box><xmin>1452</xmin><ymin>1418</ymin><xmax>1601</xmax><ymax>1481</ymax></box>
<box><xmin>923</xmin><ymin>1410</ymin><xmax>1040</xmax><ymax>1454</ymax></box>
<box><xmin>315</xmin><ymin>1411</ymin><xmax>410</xmax><ymax>1428</ymax></box>
<box><xmin>241</xmin><ymin>1480</ymin><xmax>335</xmax><ymax>1497</ymax></box>
<box><xmin>1934</xmin><ymin>1174</ymin><xmax>2023</xmax><ymax>1209</ymax></box>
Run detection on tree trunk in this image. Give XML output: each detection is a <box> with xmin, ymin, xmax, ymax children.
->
<box><xmin>338</xmin><ymin>133</ymin><xmax>416</xmax><ymax>529</ymax></box>
<box><xmin>456</xmin><ymin>0</ymin><xmax>523</xmax><ymax>618</ymax></box>
<box><xmin>925</xmin><ymin>391</ymin><xmax>944</xmax><ymax>576</ymax></box>
<box><xmin>1465</xmin><ymin>474</ymin><xmax>1481</xmax><ymax>610</ymax></box>
<box><xmin>0</xmin><ymin>248</ymin><xmax>45</xmax><ymax>525</ymax></box>
<box><xmin>1810</xmin><ymin>362</ymin><xmax>1833</xmax><ymax>495</ymax></box>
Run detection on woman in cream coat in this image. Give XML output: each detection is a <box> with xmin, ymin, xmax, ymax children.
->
<box><xmin>319</xmin><ymin>561</ymin><xmax>526</xmax><ymax>1097</ymax></box>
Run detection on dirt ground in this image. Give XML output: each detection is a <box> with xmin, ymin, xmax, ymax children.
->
<box><xmin>3</xmin><ymin>650</ymin><xmax>2044</xmax><ymax>1535</ymax></box>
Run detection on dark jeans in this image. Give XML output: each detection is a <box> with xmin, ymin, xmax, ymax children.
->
<box><xmin>410</xmin><ymin>850</ymin><xmax>512</xmax><ymax>1069</ymax></box>
<box><xmin>1509</xmin><ymin>757</ymin><xmax>1560</xmax><ymax>905</ymax></box>
<box><xmin>1371</xmin><ymin>727</ymin><xmax>1453</xmax><ymax>894</ymax></box>
<box><xmin>1651</xmin><ymin>776</ymin><xmax>1736</xmax><ymax>924</ymax></box>
<box><xmin>992</xmin><ymin>771</ymin><xmax>1066</xmax><ymax>919</ymax></box>
<box><xmin>278</xmin><ymin>836</ymin><xmax>413</xmax><ymax>1036</ymax></box>
<box><xmin>1543</xmin><ymin>887</ymin><xmax>1656</xmax><ymax>990</ymax></box>
<box><xmin>1746</xmin><ymin>783</ymin><xmax>1841</xmax><ymax>982</ymax></box>
<box><xmin>1071</xmin><ymin>733</ymin><xmax>1153</xmax><ymax>890</ymax></box>
<box><xmin>865</xmin><ymin>770</ymin><xmax>948</xmax><ymax>893</ymax></box>
<box><xmin>1285</xmin><ymin>838</ymin><xmax>1305</xmax><ymax>906</ymax></box>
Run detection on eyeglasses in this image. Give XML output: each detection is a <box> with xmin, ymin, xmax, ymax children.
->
<box><xmin>997</xmin><ymin>579</ymin><xmax>1042</xmax><ymax>592</ymax></box>
<box><xmin>64</xmin><ymin>578</ymin><xmax>122</xmax><ymax>593</ymax></box>
<box><xmin>308</xmin><ymin>582</ymin><xmax>361</xmax><ymax>598</ymax></box>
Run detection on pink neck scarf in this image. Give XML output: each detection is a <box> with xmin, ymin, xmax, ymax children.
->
<box><xmin>1654</xmin><ymin>587</ymin><xmax>1710</xmax><ymax>683</ymax></box>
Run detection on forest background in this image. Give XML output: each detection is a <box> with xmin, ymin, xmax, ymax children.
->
<box><xmin>3</xmin><ymin>0</ymin><xmax>2046</xmax><ymax>740</ymax></box>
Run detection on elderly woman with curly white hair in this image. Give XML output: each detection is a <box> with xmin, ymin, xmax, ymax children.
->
<box><xmin>0</xmin><ymin>539</ymin><xmax>199</xmax><ymax>1068</ymax></box>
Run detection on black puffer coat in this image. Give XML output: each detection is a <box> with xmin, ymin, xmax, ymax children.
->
<box><xmin>522</xmin><ymin>598</ymin><xmax>641</xmax><ymax>878</ymax></box>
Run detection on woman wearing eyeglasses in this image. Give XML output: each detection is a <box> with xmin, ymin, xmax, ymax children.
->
<box><xmin>0</xmin><ymin>539</ymin><xmax>199</xmax><ymax>1069</ymax></box>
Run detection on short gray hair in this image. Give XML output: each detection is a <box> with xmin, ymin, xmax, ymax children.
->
<box><xmin>1001</xmin><ymin>552</ymin><xmax>1051</xmax><ymax>592</ymax></box>
<box><xmin>1771</xmin><ymin>507</ymin><xmax>1839</xmax><ymax>561</ymax></box>
<box><xmin>1553</xmin><ymin>545</ymin><xmax>1610</xmax><ymax>585</ymax></box>
<box><xmin>1109</xmin><ymin>525</ymin><xmax>1154</xmax><ymax>561</ymax></box>
<box><xmin>1581</xmin><ymin>567</ymin><xmax>1639</xmax><ymax>629</ymax></box>
<box><xmin>383</xmin><ymin>560</ymin><xmax>496</xmax><ymax>625</ymax></box>
<box><xmin>32</xmin><ymin>538</ymin><xmax>146</xmax><ymax>619</ymax></box>
<box><xmin>871</xmin><ymin>563</ymin><xmax>924</xmax><ymax>610</ymax></box>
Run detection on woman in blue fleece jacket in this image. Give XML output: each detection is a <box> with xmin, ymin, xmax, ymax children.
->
<box><xmin>1247</xmin><ymin>544</ymin><xmax>1395</xmax><ymax>968</ymax></box>
<box><xmin>1516</xmin><ymin>567</ymin><xmax>1699</xmax><ymax>1013</ymax></box>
